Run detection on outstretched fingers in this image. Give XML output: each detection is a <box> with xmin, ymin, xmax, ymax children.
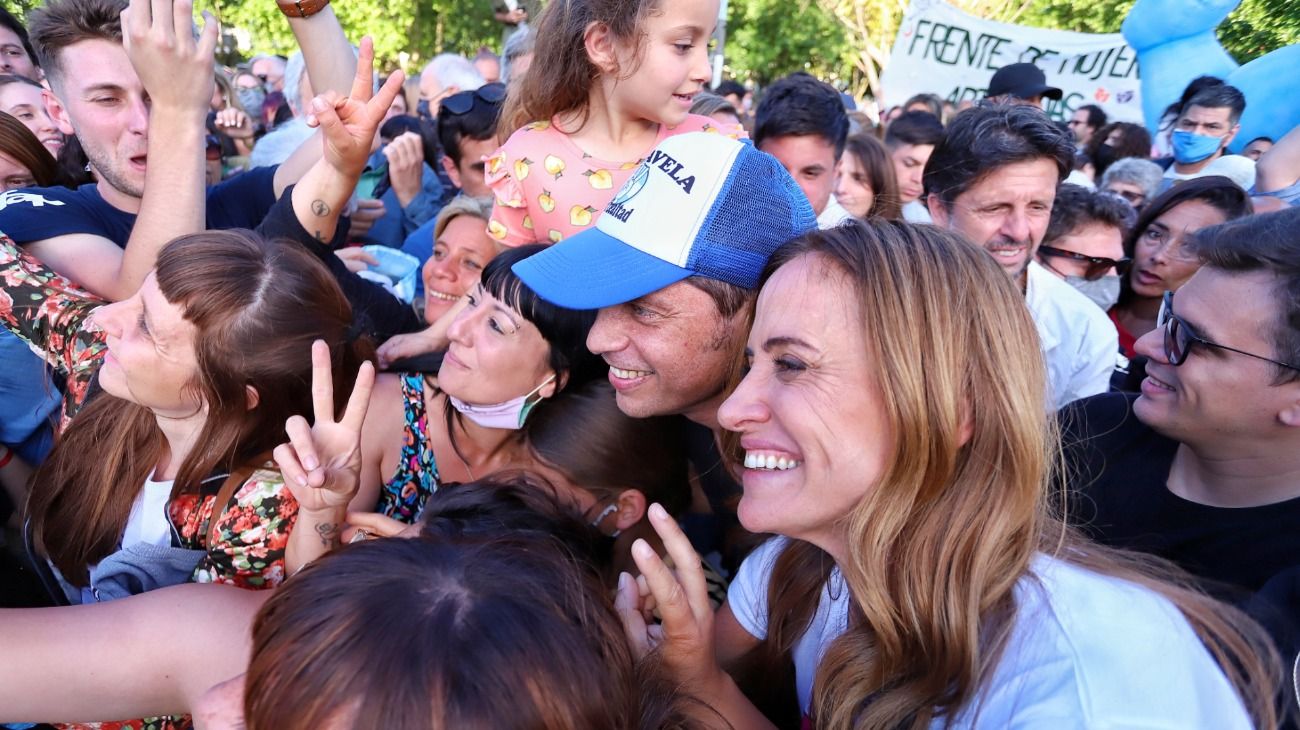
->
<box><xmin>630</xmin><ymin>536</ymin><xmax>699</xmax><ymax>646</ymax></box>
<box><xmin>348</xmin><ymin>36</ymin><xmax>376</xmax><ymax>103</ymax></box>
<box><xmin>339</xmin><ymin>360</ymin><xmax>375</xmax><ymax>432</ymax></box>
<box><xmin>309</xmin><ymin>339</ymin><xmax>336</xmax><ymax>426</ymax></box>
<box><xmin>646</xmin><ymin>503</ymin><xmax>711</xmax><ymax>625</ymax></box>
<box><xmin>616</xmin><ymin>571</ymin><xmax>652</xmax><ymax>658</ymax></box>
<box><xmin>367</xmin><ymin>70</ymin><xmax>405</xmax><ymax>123</ymax></box>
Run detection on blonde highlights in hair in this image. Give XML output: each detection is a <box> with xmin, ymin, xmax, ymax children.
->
<box><xmin>755</xmin><ymin>221</ymin><xmax>1280</xmax><ymax>729</ymax></box>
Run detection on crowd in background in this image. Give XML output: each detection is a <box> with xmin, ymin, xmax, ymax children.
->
<box><xmin>0</xmin><ymin>0</ymin><xmax>1299</xmax><ymax>727</ymax></box>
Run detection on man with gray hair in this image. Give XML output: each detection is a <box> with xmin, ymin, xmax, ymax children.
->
<box><xmin>250</xmin><ymin>53</ymin><xmax>286</xmax><ymax>91</ymax></box>
<box><xmin>1100</xmin><ymin>157</ymin><xmax>1164</xmax><ymax>212</ymax></box>
<box><xmin>501</xmin><ymin>25</ymin><xmax>534</xmax><ymax>87</ymax></box>
<box><xmin>418</xmin><ymin>53</ymin><xmax>484</xmax><ymax>117</ymax></box>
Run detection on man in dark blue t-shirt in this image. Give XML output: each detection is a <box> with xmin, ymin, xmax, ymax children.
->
<box><xmin>1061</xmin><ymin>208</ymin><xmax>1300</xmax><ymax>666</ymax></box>
<box><xmin>2</xmin><ymin>0</ymin><xmax>358</xmax><ymax>301</ymax></box>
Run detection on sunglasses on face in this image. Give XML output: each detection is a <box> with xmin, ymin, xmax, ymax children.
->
<box><xmin>1158</xmin><ymin>291</ymin><xmax>1300</xmax><ymax>371</ymax></box>
<box><xmin>1037</xmin><ymin>245</ymin><xmax>1131</xmax><ymax>280</ymax></box>
<box><xmin>440</xmin><ymin>83</ymin><xmax>507</xmax><ymax>117</ymax></box>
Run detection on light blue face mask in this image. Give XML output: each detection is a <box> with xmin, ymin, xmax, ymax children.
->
<box><xmin>1171</xmin><ymin>130</ymin><xmax>1225</xmax><ymax>164</ymax></box>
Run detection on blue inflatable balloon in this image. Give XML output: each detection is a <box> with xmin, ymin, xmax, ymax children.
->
<box><xmin>1123</xmin><ymin>0</ymin><xmax>1300</xmax><ymax>152</ymax></box>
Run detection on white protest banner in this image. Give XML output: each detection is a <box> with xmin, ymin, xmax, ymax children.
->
<box><xmin>880</xmin><ymin>0</ymin><xmax>1142</xmax><ymax>124</ymax></box>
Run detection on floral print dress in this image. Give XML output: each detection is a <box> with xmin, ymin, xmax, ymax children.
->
<box><xmin>0</xmin><ymin>233</ymin><xmax>298</xmax><ymax>730</ymax></box>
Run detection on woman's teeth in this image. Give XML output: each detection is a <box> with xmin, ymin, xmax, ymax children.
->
<box><xmin>427</xmin><ymin>290</ymin><xmax>459</xmax><ymax>301</ymax></box>
<box><xmin>610</xmin><ymin>366</ymin><xmax>652</xmax><ymax>379</ymax></box>
<box><xmin>743</xmin><ymin>451</ymin><xmax>802</xmax><ymax>471</ymax></box>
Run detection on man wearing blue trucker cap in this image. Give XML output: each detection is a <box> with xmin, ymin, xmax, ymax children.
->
<box><xmin>513</xmin><ymin>132</ymin><xmax>816</xmax><ymax>430</ymax></box>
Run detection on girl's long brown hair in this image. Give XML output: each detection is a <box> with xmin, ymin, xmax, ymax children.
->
<box><xmin>843</xmin><ymin>133</ymin><xmax>903</xmax><ymax>221</ymax></box>
<box><xmin>28</xmin><ymin>230</ymin><xmax>371</xmax><ymax>585</ymax></box>
<box><xmin>499</xmin><ymin>0</ymin><xmax>660</xmax><ymax>137</ymax></box>
<box><xmin>752</xmin><ymin>221</ymin><xmax>1280</xmax><ymax>729</ymax></box>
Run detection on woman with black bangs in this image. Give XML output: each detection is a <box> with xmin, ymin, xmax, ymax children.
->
<box><xmin>342</xmin><ymin>244</ymin><xmax>607</xmax><ymax>524</ymax></box>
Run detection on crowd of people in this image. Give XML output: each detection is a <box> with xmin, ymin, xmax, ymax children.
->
<box><xmin>0</xmin><ymin>0</ymin><xmax>1298</xmax><ymax>727</ymax></box>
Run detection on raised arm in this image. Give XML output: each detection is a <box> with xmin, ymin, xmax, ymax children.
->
<box><xmin>0</xmin><ymin>583</ymin><xmax>264</xmax><ymax>722</ymax></box>
<box><xmin>1255</xmin><ymin>123</ymin><xmax>1300</xmax><ymax>195</ymax></box>
<box><xmin>271</xmin><ymin>3</ymin><xmax>362</xmax><ymax>197</ymax></box>
<box><xmin>114</xmin><ymin>0</ymin><xmax>218</xmax><ymax>299</ymax></box>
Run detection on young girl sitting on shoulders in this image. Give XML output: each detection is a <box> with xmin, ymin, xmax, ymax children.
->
<box><xmin>486</xmin><ymin>0</ymin><xmax>744</xmax><ymax>247</ymax></box>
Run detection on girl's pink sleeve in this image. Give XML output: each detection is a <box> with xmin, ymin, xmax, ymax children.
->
<box><xmin>484</xmin><ymin>144</ymin><xmax>538</xmax><ymax>248</ymax></box>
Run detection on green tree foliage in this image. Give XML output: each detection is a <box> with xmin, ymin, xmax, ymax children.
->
<box><xmin>722</xmin><ymin>0</ymin><xmax>856</xmax><ymax>86</ymax></box>
<box><xmin>196</xmin><ymin>0</ymin><xmax>500</xmax><ymax>71</ymax></box>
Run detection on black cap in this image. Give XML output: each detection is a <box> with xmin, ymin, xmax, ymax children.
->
<box><xmin>987</xmin><ymin>63</ymin><xmax>1062</xmax><ymax>101</ymax></box>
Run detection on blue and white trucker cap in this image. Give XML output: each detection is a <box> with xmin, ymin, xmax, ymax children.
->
<box><xmin>512</xmin><ymin>132</ymin><xmax>816</xmax><ymax>310</ymax></box>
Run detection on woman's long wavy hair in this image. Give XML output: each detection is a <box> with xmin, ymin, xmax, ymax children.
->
<box><xmin>753</xmin><ymin>221</ymin><xmax>1280</xmax><ymax>729</ymax></box>
<box><xmin>28</xmin><ymin>230</ymin><xmax>372</xmax><ymax>585</ymax></box>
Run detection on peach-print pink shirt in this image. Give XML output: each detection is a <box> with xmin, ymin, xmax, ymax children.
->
<box><xmin>485</xmin><ymin>114</ymin><xmax>746</xmax><ymax>247</ymax></box>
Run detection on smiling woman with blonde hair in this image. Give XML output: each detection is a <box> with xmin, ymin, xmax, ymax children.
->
<box><xmin>619</xmin><ymin>219</ymin><xmax>1283</xmax><ymax>729</ymax></box>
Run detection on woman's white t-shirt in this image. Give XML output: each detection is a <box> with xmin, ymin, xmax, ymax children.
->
<box><xmin>727</xmin><ymin>537</ymin><xmax>1252</xmax><ymax>728</ymax></box>
<box><xmin>119</xmin><ymin>473</ymin><xmax>175</xmax><ymax>548</ymax></box>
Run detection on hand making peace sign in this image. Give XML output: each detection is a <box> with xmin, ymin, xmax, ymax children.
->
<box><xmin>274</xmin><ymin>340</ymin><xmax>375</xmax><ymax>513</ymax></box>
<box><xmin>304</xmin><ymin>36</ymin><xmax>406</xmax><ymax>180</ymax></box>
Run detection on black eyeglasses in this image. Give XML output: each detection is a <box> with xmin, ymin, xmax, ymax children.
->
<box><xmin>1159</xmin><ymin>291</ymin><xmax>1300</xmax><ymax>371</ymax></box>
<box><xmin>1037</xmin><ymin>245</ymin><xmax>1131</xmax><ymax>280</ymax></box>
<box><xmin>440</xmin><ymin>83</ymin><xmax>507</xmax><ymax>117</ymax></box>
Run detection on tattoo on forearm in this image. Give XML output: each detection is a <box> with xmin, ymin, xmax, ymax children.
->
<box><xmin>311</xmin><ymin>199</ymin><xmax>330</xmax><ymax>217</ymax></box>
<box><xmin>315</xmin><ymin>521</ymin><xmax>340</xmax><ymax>548</ymax></box>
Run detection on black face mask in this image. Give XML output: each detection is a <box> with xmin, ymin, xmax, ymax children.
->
<box><xmin>1093</xmin><ymin>142</ymin><xmax>1117</xmax><ymax>172</ymax></box>
<box><xmin>416</xmin><ymin>99</ymin><xmax>433</xmax><ymax>120</ymax></box>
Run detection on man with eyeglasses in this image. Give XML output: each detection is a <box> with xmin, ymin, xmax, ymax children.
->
<box><xmin>1035</xmin><ymin>183</ymin><xmax>1135</xmax><ymax>311</ymax></box>
<box><xmin>925</xmin><ymin>102</ymin><xmax>1118</xmax><ymax>409</ymax></box>
<box><xmin>1067</xmin><ymin>104</ymin><xmax>1106</xmax><ymax>151</ymax></box>
<box><xmin>1061</xmin><ymin>207</ymin><xmax>1300</xmax><ymax>667</ymax></box>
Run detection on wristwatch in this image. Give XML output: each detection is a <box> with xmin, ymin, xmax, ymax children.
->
<box><xmin>276</xmin><ymin>0</ymin><xmax>330</xmax><ymax>19</ymax></box>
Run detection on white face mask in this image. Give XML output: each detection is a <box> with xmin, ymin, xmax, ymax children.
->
<box><xmin>448</xmin><ymin>373</ymin><xmax>556</xmax><ymax>430</ymax></box>
<box><xmin>1065</xmin><ymin>274</ymin><xmax>1121</xmax><ymax>311</ymax></box>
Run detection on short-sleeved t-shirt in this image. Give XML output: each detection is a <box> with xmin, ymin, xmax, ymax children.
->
<box><xmin>728</xmin><ymin>536</ymin><xmax>1252</xmax><ymax>727</ymax></box>
<box><xmin>0</xmin><ymin>165</ymin><xmax>278</xmax><ymax>247</ymax></box>
<box><xmin>1061</xmin><ymin>392</ymin><xmax>1300</xmax><ymax>657</ymax></box>
<box><xmin>484</xmin><ymin>114</ymin><xmax>745</xmax><ymax>247</ymax></box>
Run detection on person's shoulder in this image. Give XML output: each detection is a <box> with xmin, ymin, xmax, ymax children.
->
<box><xmin>667</xmin><ymin>113</ymin><xmax>747</xmax><ymax>140</ymax></box>
<box><xmin>0</xmin><ymin>184</ymin><xmax>91</xmax><ymax>215</ymax></box>
<box><xmin>1058</xmin><ymin>391</ymin><xmax>1143</xmax><ymax>443</ymax></box>
<box><xmin>972</xmin><ymin>555</ymin><xmax>1252</xmax><ymax>728</ymax></box>
<box><xmin>0</xmin><ymin>184</ymin><xmax>121</xmax><ymax>245</ymax></box>
<box><xmin>498</xmin><ymin>119</ymin><xmax>565</xmax><ymax>153</ymax></box>
<box><xmin>207</xmin><ymin>164</ymin><xmax>276</xmax><ymax>198</ymax></box>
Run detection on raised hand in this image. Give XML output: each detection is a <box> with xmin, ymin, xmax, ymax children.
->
<box><xmin>120</xmin><ymin>0</ymin><xmax>219</xmax><ymax>116</ymax></box>
<box><xmin>383</xmin><ymin>131</ymin><xmax>426</xmax><ymax>207</ymax></box>
<box><xmin>214</xmin><ymin>108</ymin><xmax>254</xmax><ymax>140</ymax></box>
<box><xmin>274</xmin><ymin>340</ymin><xmax>375</xmax><ymax>513</ymax></box>
<box><xmin>303</xmin><ymin>36</ymin><xmax>405</xmax><ymax>181</ymax></box>
<box><xmin>615</xmin><ymin>503</ymin><xmax>727</xmax><ymax>693</ymax></box>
